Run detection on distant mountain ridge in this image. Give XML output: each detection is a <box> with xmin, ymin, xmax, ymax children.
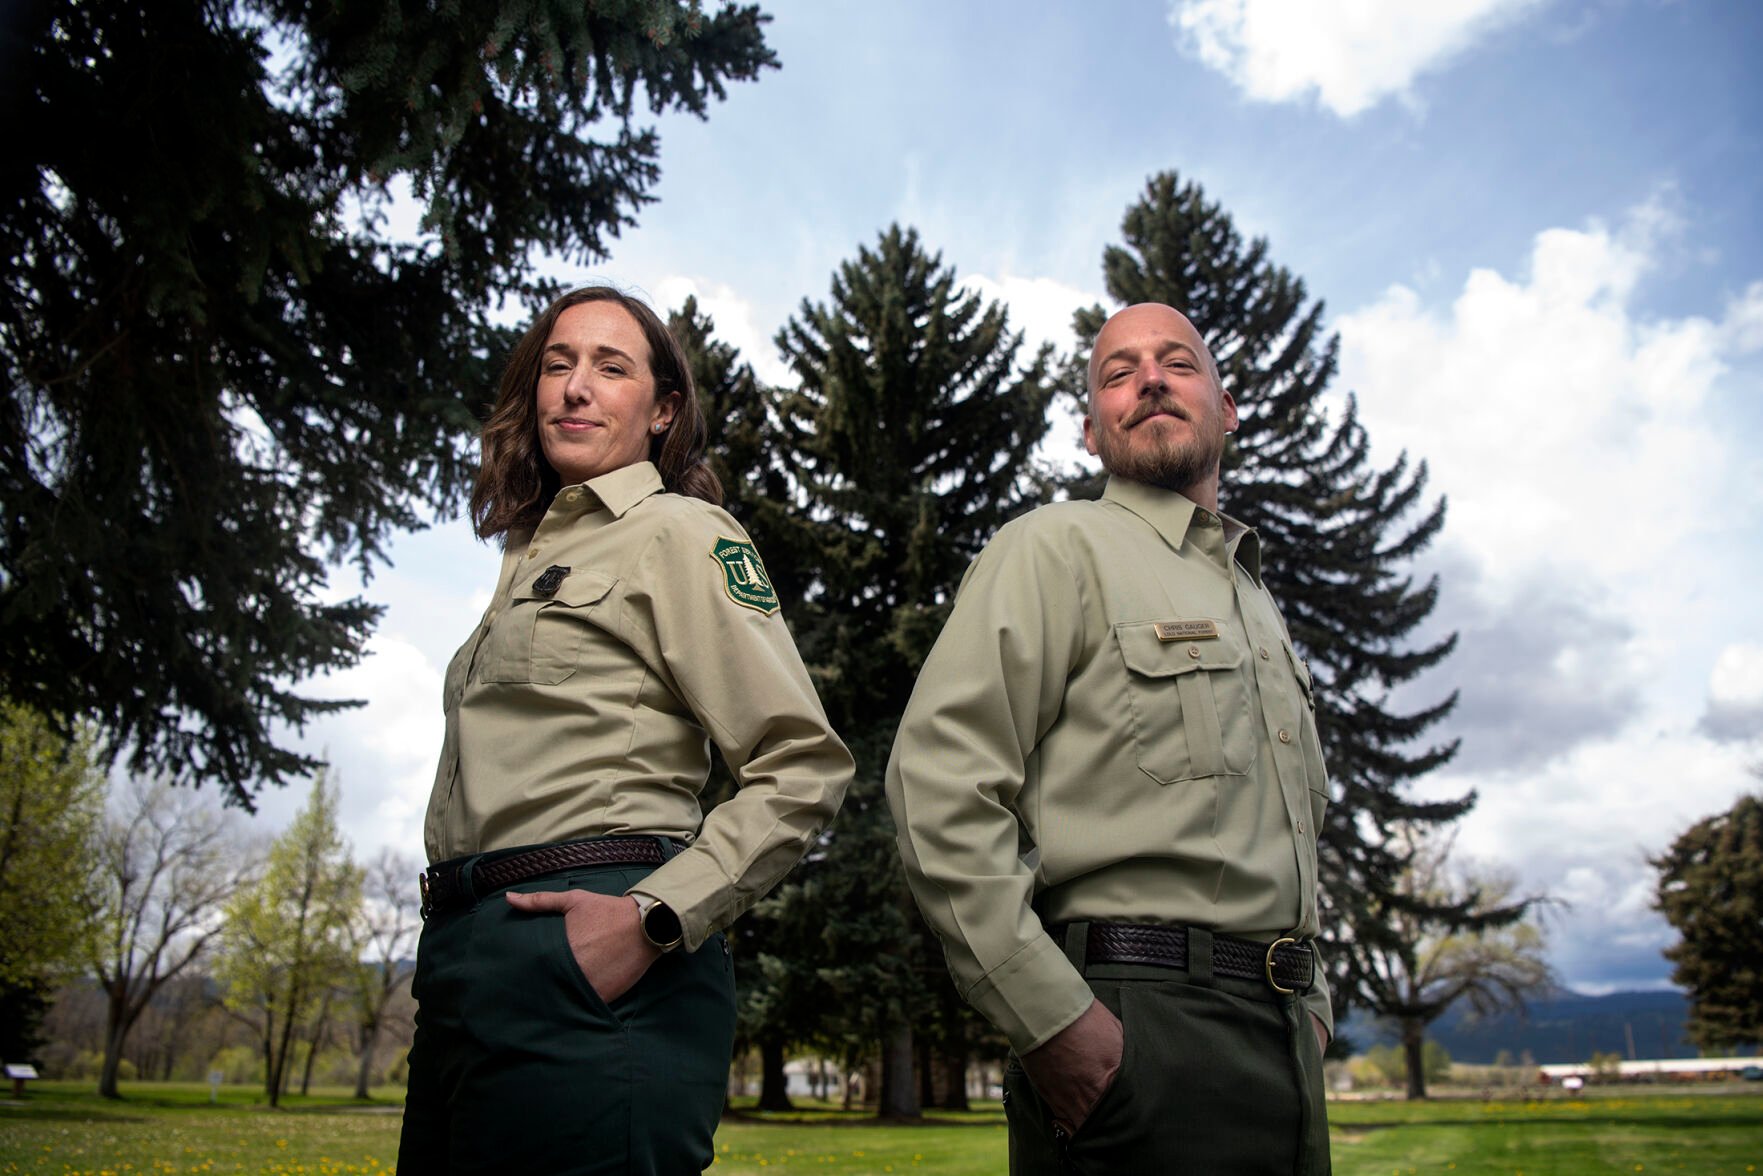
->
<box><xmin>1339</xmin><ymin>989</ymin><xmax>1755</xmax><ymax>1065</ymax></box>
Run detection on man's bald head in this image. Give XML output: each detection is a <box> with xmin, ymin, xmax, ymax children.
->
<box><xmin>1088</xmin><ymin>304</ymin><xmax>1222</xmax><ymax>406</ymax></box>
<box><xmin>1082</xmin><ymin>303</ymin><xmax>1237</xmax><ymax>508</ymax></box>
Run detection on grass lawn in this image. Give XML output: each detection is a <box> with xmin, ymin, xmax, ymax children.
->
<box><xmin>2</xmin><ymin>1082</ymin><xmax>1761</xmax><ymax>1174</ymax></box>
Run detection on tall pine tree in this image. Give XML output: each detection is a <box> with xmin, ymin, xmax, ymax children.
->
<box><xmin>1068</xmin><ymin>173</ymin><xmax>1469</xmax><ymax>1025</ymax></box>
<box><xmin>2</xmin><ymin>0</ymin><xmax>777</xmax><ymax>806</ymax></box>
<box><xmin>766</xmin><ymin>225</ymin><xmax>1056</xmax><ymax>1115</ymax></box>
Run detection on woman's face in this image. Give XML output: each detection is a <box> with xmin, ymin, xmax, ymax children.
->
<box><xmin>535</xmin><ymin>301</ymin><xmax>679</xmax><ymax>487</ymax></box>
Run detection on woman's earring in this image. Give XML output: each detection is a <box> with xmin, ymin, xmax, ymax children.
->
<box><xmin>652</xmin><ymin>423</ymin><xmax>665</xmax><ymax>433</ymax></box>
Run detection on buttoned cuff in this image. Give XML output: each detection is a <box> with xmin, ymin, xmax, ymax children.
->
<box><xmin>965</xmin><ymin>934</ymin><xmax>1095</xmax><ymax>1055</ymax></box>
<box><xmin>624</xmin><ymin>851</ymin><xmax>742</xmax><ymax>953</ymax></box>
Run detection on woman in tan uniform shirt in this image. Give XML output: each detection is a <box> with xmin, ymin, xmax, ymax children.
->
<box><xmin>397</xmin><ymin>287</ymin><xmax>852</xmax><ymax>1175</ymax></box>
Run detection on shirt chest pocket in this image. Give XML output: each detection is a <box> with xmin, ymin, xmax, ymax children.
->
<box><xmin>477</xmin><ymin>571</ymin><xmax>619</xmax><ymax>686</ymax></box>
<box><xmin>1113</xmin><ymin>621</ymin><xmax>1258</xmax><ymax>784</ymax></box>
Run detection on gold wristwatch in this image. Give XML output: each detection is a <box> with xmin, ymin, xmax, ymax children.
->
<box><xmin>631</xmin><ymin>892</ymin><xmax>683</xmax><ymax>952</ymax></box>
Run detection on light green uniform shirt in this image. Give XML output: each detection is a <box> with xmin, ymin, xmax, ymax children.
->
<box><xmin>424</xmin><ymin>462</ymin><xmax>852</xmax><ymax>951</ymax></box>
<box><xmin>885</xmin><ymin>477</ymin><xmax>1333</xmax><ymax>1054</ymax></box>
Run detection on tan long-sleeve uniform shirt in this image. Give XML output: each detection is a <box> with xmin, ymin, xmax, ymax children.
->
<box><xmin>885</xmin><ymin>477</ymin><xmax>1332</xmax><ymax>1054</ymax></box>
<box><xmin>424</xmin><ymin>462</ymin><xmax>852</xmax><ymax>951</ymax></box>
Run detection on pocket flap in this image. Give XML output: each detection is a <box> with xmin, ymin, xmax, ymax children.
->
<box><xmin>1114</xmin><ymin>620</ymin><xmax>1242</xmax><ymax>677</ymax></box>
<box><xmin>512</xmin><ymin>570</ymin><xmax>618</xmax><ymax>608</ymax></box>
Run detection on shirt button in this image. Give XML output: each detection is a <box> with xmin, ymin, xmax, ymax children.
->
<box><xmin>566</xmin><ymin>488</ymin><xmax>583</xmax><ymax>501</ymax></box>
<box><xmin>1260</xmin><ymin>646</ymin><xmax>1270</xmax><ymax>660</ymax></box>
<box><xmin>1188</xmin><ymin>646</ymin><xmax>1202</xmax><ymax>659</ymax></box>
<box><xmin>1298</xmin><ymin>820</ymin><xmax>1306</xmax><ymax>834</ymax></box>
<box><xmin>526</xmin><ymin>547</ymin><xmax>539</xmax><ymax>559</ymax></box>
<box><xmin>1278</xmin><ymin>729</ymin><xmax>1292</xmax><ymax>743</ymax></box>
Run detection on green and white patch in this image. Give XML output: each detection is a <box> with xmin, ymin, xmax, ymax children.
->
<box><xmin>710</xmin><ymin>537</ymin><xmax>779</xmax><ymax>615</ymax></box>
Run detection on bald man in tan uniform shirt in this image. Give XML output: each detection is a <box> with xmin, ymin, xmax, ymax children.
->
<box><xmin>887</xmin><ymin>305</ymin><xmax>1332</xmax><ymax>1175</ymax></box>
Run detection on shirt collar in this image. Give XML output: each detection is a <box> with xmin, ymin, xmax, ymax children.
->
<box><xmin>580</xmin><ymin>461</ymin><xmax>665</xmax><ymax>519</ymax></box>
<box><xmin>1101</xmin><ymin>476</ymin><xmax>1262</xmax><ymax>585</ymax></box>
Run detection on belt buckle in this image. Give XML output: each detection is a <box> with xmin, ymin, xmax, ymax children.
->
<box><xmin>1265</xmin><ymin>936</ymin><xmax>1296</xmax><ymax>994</ymax></box>
<box><xmin>419</xmin><ymin>871</ymin><xmax>432</xmax><ymax>921</ymax></box>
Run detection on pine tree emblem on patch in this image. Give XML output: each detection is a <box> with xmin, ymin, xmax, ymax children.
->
<box><xmin>710</xmin><ymin>538</ymin><xmax>779</xmax><ymax>615</ymax></box>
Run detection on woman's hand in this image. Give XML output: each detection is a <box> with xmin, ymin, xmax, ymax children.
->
<box><xmin>504</xmin><ymin>888</ymin><xmax>663</xmax><ymax>1004</ymax></box>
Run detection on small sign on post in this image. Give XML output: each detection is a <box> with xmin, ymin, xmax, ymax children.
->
<box><xmin>5</xmin><ymin>1063</ymin><xmax>39</xmax><ymax>1099</ymax></box>
<box><xmin>209</xmin><ymin>1070</ymin><xmax>224</xmax><ymax>1103</ymax></box>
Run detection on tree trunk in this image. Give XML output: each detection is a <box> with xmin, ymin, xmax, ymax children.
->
<box><xmin>917</xmin><ymin>1034</ymin><xmax>935</xmax><ymax>1109</ymax></box>
<box><xmin>97</xmin><ymin>983</ymin><xmax>133</xmax><ymax>1100</ymax></box>
<box><xmin>1402</xmin><ymin>1018</ymin><xmax>1428</xmax><ymax>1100</ymax></box>
<box><xmin>877</xmin><ymin>1022</ymin><xmax>921</xmax><ymax>1119</ymax></box>
<box><xmin>757</xmin><ymin>1036</ymin><xmax>793</xmax><ymax>1111</ymax></box>
<box><xmin>299</xmin><ymin>990</ymin><xmax>331</xmax><ymax>1096</ymax></box>
<box><xmin>353</xmin><ymin>1014</ymin><xmax>382</xmax><ymax>1100</ymax></box>
<box><xmin>940</xmin><ymin>1046</ymin><xmax>970</xmax><ymax>1111</ymax></box>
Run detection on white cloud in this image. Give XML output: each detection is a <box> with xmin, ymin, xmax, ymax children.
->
<box><xmin>1170</xmin><ymin>0</ymin><xmax>1549</xmax><ymax>117</ymax></box>
<box><xmin>1703</xmin><ymin>643</ymin><xmax>1763</xmax><ymax>742</ymax></box>
<box><xmin>651</xmin><ymin>276</ymin><xmax>792</xmax><ymax>387</ymax></box>
<box><xmin>1709</xmin><ymin>644</ymin><xmax>1763</xmax><ymax>710</ymax></box>
<box><xmin>958</xmin><ymin>273</ymin><xmax>1098</xmax><ymax>359</ymax></box>
<box><xmin>1334</xmin><ymin>203</ymin><xmax>1746</xmax><ymax>617</ymax></box>
<box><xmin>1335</xmin><ymin>198</ymin><xmax>1763</xmax><ymax>989</ymax></box>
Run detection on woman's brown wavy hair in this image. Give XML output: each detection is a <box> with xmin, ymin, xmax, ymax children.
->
<box><xmin>470</xmin><ymin>286</ymin><xmax>722</xmax><ymax>541</ymax></box>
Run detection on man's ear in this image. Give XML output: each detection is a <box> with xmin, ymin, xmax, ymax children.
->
<box><xmin>1082</xmin><ymin>414</ymin><xmax>1099</xmax><ymax>456</ymax></box>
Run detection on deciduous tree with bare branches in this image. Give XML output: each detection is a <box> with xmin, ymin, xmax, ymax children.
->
<box><xmin>89</xmin><ymin>775</ymin><xmax>250</xmax><ymax>1098</ymax></box>
<box><xmin>1338</xmin><ymin>825</ymin><xmax>1553</xmax><ymax>1099</ymax></box>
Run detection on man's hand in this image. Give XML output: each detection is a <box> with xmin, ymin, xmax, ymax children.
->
<box><xmin>503</xmin><ymin>888</ymin><xmax>662</xmax><ymax>1004</ymax></box>
<box><xmin>1019</xmin><ymin>998</ymin><xmax>1123</xmax><ymax>1137</ymax></box>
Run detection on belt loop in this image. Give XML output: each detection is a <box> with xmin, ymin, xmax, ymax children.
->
<box><xmin>1062</xmin><ymin>921</ymin><xmax>1091</xmax><ymax>974</ymax></box>
<box><xmin>1187</xmin><ymin>926</ymin><xmax>1216</xmax><ymax>988</ymax></box>
<box><xmin>655</xmin><ymin>835</ymin><xmax>679</xmax><ymax>862</ymax></box>
<box><xmin>459</xmin><ymin>855</ymin><xmax>480</xmax><ymax>905</ymax></box>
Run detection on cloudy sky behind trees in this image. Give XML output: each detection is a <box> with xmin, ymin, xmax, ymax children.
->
<box><xmin>246</xmin><ymin>0</ymin><xmax>1762</xmax><ymax>997</ymax></box>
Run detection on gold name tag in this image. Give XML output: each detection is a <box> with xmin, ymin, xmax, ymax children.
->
<box><xmin>1155</xmin><ymin>620</ymin><xmax>1219</xmax><ymax>641</ymax></box>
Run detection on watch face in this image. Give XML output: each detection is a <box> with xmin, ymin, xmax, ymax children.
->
<box><xmin>643</xmin><ymin>901</ymin><xmax>683</xmax><ymax>949</ymax></box>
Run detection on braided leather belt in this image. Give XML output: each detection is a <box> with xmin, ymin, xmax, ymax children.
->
<box><xmin>420</xmin><ymin>836</ymin><xmax>667</xmax><ymax>918</ymax></box>
<box><xmin>1070</xmin><ymin>922</ymin><xmax>1315</xmax><ymax>993</ymax></box>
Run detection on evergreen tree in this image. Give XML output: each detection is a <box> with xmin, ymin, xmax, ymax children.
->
<box><xmin>767</xmin><ymin>225</ymin><xmax>1057</xmax><ymax>1115</ymax></box>
<box><xmin>1653</xmin><ymin>787</ymin><xmax>1763</xmax><ymax>1050</ymax></box>
<box><xmin>1067</xmin><ymin>173</ymin><xmax>1469</xmax><ymax>1023</ymax></box>
<box><xmin>1</xmin><ymin>0</ymin><xmax>777</xmax><ymax>807</ymax></box>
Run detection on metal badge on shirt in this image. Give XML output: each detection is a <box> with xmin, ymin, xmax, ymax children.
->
<box><xmin>710</xmin><ymin>538</ymin><xmax>780</xmax><ymax>615</ymax></box>
<box><xmin>1154</xmin><ymin>619</ymin><xmax>1219</xmax><ymax>641</ymax></box>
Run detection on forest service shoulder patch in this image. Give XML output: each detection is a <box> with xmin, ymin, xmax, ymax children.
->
<box><xmin>709</xmin><ymin>538</ymin><xmax>779</xmax><ymax>615</ymax></box>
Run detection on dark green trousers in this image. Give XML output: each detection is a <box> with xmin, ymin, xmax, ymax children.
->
<box><xmin>1004</xmin><ymin>925</ymin><xmax>1330</xmax><ymax>1176</ymax></box>
<box><xmin>397</xmin><ymin>846</ymin><xmax>736</xmax><ymax>1175</ymax></box>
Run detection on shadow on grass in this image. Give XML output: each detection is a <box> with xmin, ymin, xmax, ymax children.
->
<box><xmin>1339</xmin><ymin>1112</ymin><xmax>1763</xmax><ymax>1133</ymax></box>
<box><xmin>0</xmin><ymin>1105</ymin><xmax>146</xmax><ymax>1124</ymax></box>
<box><xmin>723</xmin><ymin>1105</ymin><xmax>1007</xmax><ymax>1129</ymax></box>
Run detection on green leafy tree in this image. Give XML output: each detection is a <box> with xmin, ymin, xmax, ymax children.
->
<box><xmin>1</xmin><ymin>0</ymin><xmax>778</xmax><ymax>807</ymax></box>
<box><xmin>89</xmin><ymin>775</ymin><xmax>248</xmax><ymax>1099</ymax></box>
<box><xmin>1345</xmin><ymin>826</ymin><xmax>1550</xmax><ymax>1099</ymax></box>
<box><xmin>765</xmin><ymin>225</ymin><xmax>1057</xmax><ymax>1117</ymax></box>
<box><xmin>215</xmin><ymin>770</ymin><xmax>362</xmax><ymax>1106</ymax></box>
<box><xmin>0</xmin><ymin>701</ymin><xmax>105</xmax><ymax>1062</ymax></box>
<box><xmin>1653</xmin><ymin>787</ymin><xmax>1763</xmax><ymax>1050</ymax></box>
<box><xmin>1066</xmin><ymin>172</ymin><xmax>1470</xmax><ymax>1025</ymax></box>
<box><xmin>343</xmin><ymin>848</ymin><xmax>421</xmax><ymax>1101</ymax></box>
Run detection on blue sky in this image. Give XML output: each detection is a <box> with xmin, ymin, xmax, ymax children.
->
<box><xmin>250</xmin><ymin>0</ymin><xmax>1763</xmax><ymax>1002</ymax></box>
